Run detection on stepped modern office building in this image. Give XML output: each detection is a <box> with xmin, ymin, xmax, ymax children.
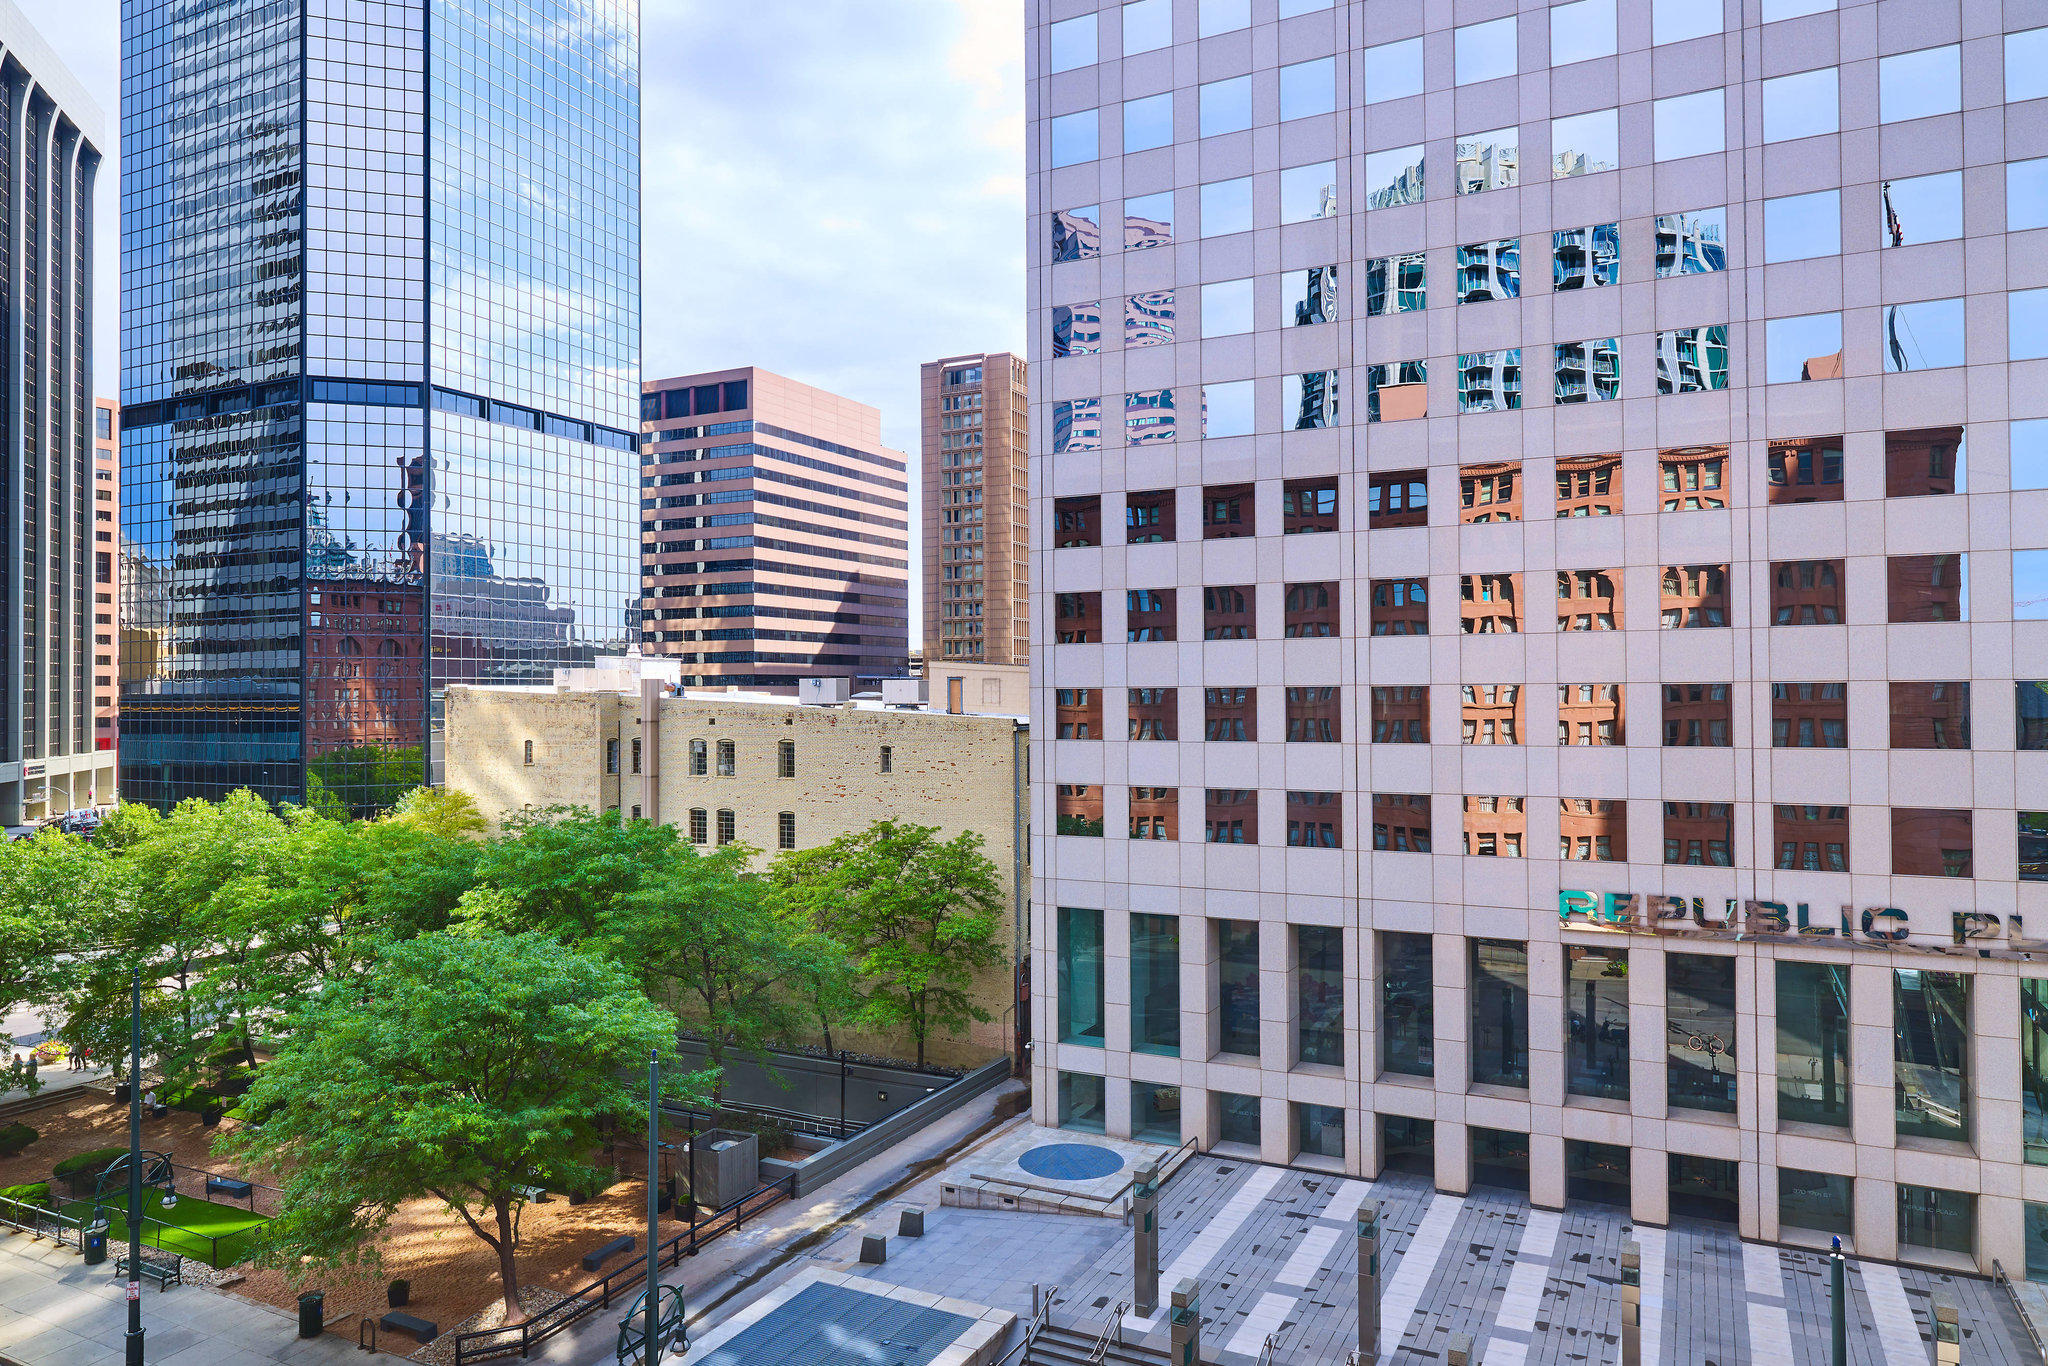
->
<box><xmin>119</xmin><ymin>0</ymin><xmax>641</xmax><ymax>813</ymax></box>
<box><xmin>1030</xmin><ymin>0</ymin><xmax>2048</xmax><ymax>1273</ymax></box>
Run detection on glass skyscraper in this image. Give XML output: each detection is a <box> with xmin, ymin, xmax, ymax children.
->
<box><xmin>120</xmin><ymin>0</ymin><xmax>640</xmax><ymax>815</ymax></box>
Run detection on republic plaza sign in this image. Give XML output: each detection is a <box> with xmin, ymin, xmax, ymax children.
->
<box><xmin>1559</xmin><ymin>887</ymin><xmax>2048</xmax><ymax>959</ymax></box>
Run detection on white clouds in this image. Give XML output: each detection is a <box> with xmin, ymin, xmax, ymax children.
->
<box><xmin>641</xmin><ymin>0</ymin><xmax>1024</xmax><ymax>457</ymax></box>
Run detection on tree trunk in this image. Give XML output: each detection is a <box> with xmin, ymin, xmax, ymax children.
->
<box><xmin>492</xmin><ymin>1199</ymin><xmax>525</xmax><ymax>1321</ymax></box>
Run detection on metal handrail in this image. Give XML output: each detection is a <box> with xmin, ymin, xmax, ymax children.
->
<box><xmin>1086</xmin><ymin>1299</ymin><xmax>1129</xmax><ymax>1364</ymax></box>
<box><xmin>1993</xmin><ymin>1259</ymin><xmax>2048</xmax><ymax>1363</ymax></box>
<box><xmin>989</xmin><ymin>1282</ymin><xmax>1058</xmax><ymax>1366</ymax></box>
<box><xmin>1256</xmin><ymin>1331</ymin><xmax>1279</xmax><ymax>1365</ymax></box>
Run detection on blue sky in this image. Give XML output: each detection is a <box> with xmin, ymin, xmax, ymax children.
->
<box><xmin>39</xmin><ymin>0</ymin><xmax>1025</xmax><ymax>462</ymax></box>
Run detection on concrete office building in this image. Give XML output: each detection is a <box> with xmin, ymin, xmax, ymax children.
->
<box><xmin>641</xmin><ymin>367</ymin><xmax>911</xmax><ymax>690</ymax></box>
<box><xmin>0</xmin><ymin>5</ymin><xmax>106</xmax><ymax>827</ymax></box>
<box><xmin>443</xmin><ymin>668</ymin><xmax>1027</xmax><ymax>1067</ymax></box>
<box><xmin>922</xmin><ymin>352</ymin><xmax>1030</xmax><ymax>667</ymax></box>
<box><xmin>119</xmin><ymin>0</ymin><xmax>641</xmax><ymax>813</ymax></box>
<box><xmin>1030</xmin><ymin>0</ymin><xmax>2048</xmax><ymax>1274</ymax></box>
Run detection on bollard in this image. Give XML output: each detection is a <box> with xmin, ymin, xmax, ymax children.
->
<box><xmin>1933</xmin><ymin>1294</ymin><xmax>1959</xmax><ymax>1366</ymax></box>
<box><xmin>1620</xmin><ymin>1241</ymin><xmax>1641</xmax><ymax>1366</ymax></box>
<box><xmin>1830</xmin><ymin>1237</ymin><xmax>1847</xmax><ymax>1366</ymax></box>
<box><xmin>1133</xmin><ymin>1160</ymin><xmax>1162</xmax><ymax>1318</ymax></box>
<box><xmin>898</xmin><ymin>1208</ymin><xmax>925</xmax><ymax>1238</ymax></box>
<box><xmin>859</xmin><ymin>1234</ymin><xmax>887</xmax><ymax>1264</ymax></box>
<box><xmin>1448</xmin><ymin>1330</ymin><xmax>1480</xmax><ymax>1365</ymax></box>
<box><xmin>1169</xmin><ymin>1277</ymin><xmax>1201</xmax><ymax>1366</ymax></box>
<box><xmin>1356</xmin><ymin>1203</ymin><xmax>1381</xmax><ymax>1364</ymax></box>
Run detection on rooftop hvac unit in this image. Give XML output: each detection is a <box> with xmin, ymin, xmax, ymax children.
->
<box><xmin>798</xmin><ymin>676</ymin><xmax>852</xmax><ymax>705</ymax></box>
<box><xmin>882</xmin><ymin>678</ymin><xmax>926</xmax><ymax>706</ymax></box>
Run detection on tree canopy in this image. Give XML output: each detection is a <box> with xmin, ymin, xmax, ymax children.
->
<box><xmin>219</xmin><ymin>930</ymin><xmax>704</xmax><ymax>1317</ymax></box>
<box><xmin>770</xmin><ymin>820</ymin><xmax>1008</xmax><ymax>1067</ymax></box>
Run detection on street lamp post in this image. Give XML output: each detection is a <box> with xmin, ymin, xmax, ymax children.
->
<box><xmin>124</xmin><ymin>967</ymin><xmax>144</xmax><ymax>1366</ymax></box>
<box><xmin>645</xmin><ymin>1050</ymin><xmax>659</xmax><ymax>1366</ymax></box>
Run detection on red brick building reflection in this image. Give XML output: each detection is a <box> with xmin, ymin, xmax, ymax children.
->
<box><xmin>1892</xmin><ymin>807</ymin><xmax>1972</xmax><ymax>877</ymax></box>
<box><xmin>1772</xmin><ymin>559</ymin><xmax>1844</xmax><ymax>625</ymax></box>
<box><xmin>1661</xmin><ymin>564</ymin><xmax>1729</xmax><ymax>627</ymax></box>
<box><xmin>1462</xmin><ymin>572</ymin><xmax>1521</xmax><ymax>632</ymax></box>
<box><xmin>1558</xmin><ymin>683</ymin><xmax>1624</xmax><ymax>745</ymax></box>
<box><xmin>1664</xmin><ymin>801</ymin><xmax>1733</xmax><ymax>865</ymax></box>
<box><xmin>1461</xmin><ymin>461</ymin><xmax>1521</xmax><ymax>523</ymax></box>
<box><xmin>1559</xmin><ymin>797</ymin><xmax>1626</xmax><ymax>861</ymax></box>
<box><xmin>1557</xmin><ymin>569</ymin><xmax>1619</xmax><ymax>630</ymax></box>
<box><xmin>1463</xmin><ymin>795</ymin><xmax>1526</xmax><ymax>856</ymax></box>
<box><xmin>1373</xmin><ymin>794</ymin><xmax>1431</xmax><ymax>851</ymax></box>
<box><xmin>1462</xmin><ymin>683</ymin><xmax>1523</xmax><ymax>744</ymax></box>
<box><xmin>1886</xmin><ymin>425</ymin><xmax>1964</xmax><ymax>497</ymax></box>
<box><xmin>1555</xmin><ymin>453</ymin><xmax>1621</xmax><ymax>516</ymax></box>
<box><xmin>1660</xmin><ymin>445</ymin><xmax>1728</xmax><ymax>510</ymax></box>
<box><xmin>1889</xmin><ymin>681</ymin><xmax>1970</xmax><ymax>749</ymax></box>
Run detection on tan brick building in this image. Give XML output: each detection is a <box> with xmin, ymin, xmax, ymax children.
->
<box><xmin>445</xmin><ymin>675</ymin><xmax>1028</xmax><ymax>1068</ymax></box>
<box><xmin>920</xmin><ymin>353</ymin><xmax>1028</xmax><ymax>668</ymax></box>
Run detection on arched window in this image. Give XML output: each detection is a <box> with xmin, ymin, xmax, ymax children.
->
<box><xmin>378</xmin><ymin>639</ymin><xmax>404</xmax><ymax>656</ymax></box>
<box><xmin>777</xmin><ymin>739</ymin><xmax>795</xmax><ymax>778</ymax></box>
<box><xmin>689</xmin><ymin>739</ymin><xmax>707</xmax><ymax>775</ymax></box>
<box><xmin>778</xmin><ymin>811</ymin><xmax>796</xmax><ymax>849</ymax></box>
<box><xmin>716</xmin><ymin>740</ymin><xmax>735</xmax><ymax>776</ymax></box>
<box><xmin>688</xmin><ymin>809</ymin><xmax>708</xmax><ymax>844</ymax></box>
<box><xmin>716</xmin><ymin>809</ymin><xmax>736</xmax><ymax>844</ymax></box>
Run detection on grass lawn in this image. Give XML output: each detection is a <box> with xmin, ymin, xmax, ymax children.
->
<box><xmin>60</xmin><ymin>1188</ymin><xmax>269</xmax><ymax>1268</ymax></box>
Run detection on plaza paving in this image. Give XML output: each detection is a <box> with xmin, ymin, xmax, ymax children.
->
<box><xmin>854</xmin><ymin>1151</ymin><xmax>2043</xmax><ymax>1364</ymax></box>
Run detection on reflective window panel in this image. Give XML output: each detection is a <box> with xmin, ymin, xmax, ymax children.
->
<box><xmin>1366</xmin><ymin>252</ymin><xmax>1426</xmax><ymax>315</ymax></box>
<box><xmin>1296</xmin><ymin>926</ymin><xmax>1343</xmax><ymax>1066</ymax></box>
<box><xmin>1656</xmin><ymin>208</ymin><xmax>1729</xmax><ymax>276</ymax></box>
<box><xmin>1667</xmin><ymin>953</ymin><xmax>1737</xmax><ymax>1113</ymax></box>
<box><xmin>1057</xmin><ymin>906</ymin><xmax>1106</xmax><ymax>1045</ymax></box>
<box><xmin>1565</xmin><ymin>944</ymin><xmax>1629</xmax><ymax>1100</ymax></box>
<box><xmin>1131</xmin><ymin>913</ymin><xmax>1180</xmax><ymax>1056</ymax></box>
<box><xmin>1217</xmin><ymin>920</ymin><xmax>1261</xmax><ymax>1056</ymax></box>
<box><xmin>1381</xmin><ymin>931</ymin><xmax>1434</xmax><ymax>1076</ymax></box>
<box><xmin>1470</xmin><ymin>938</ymin><xmax>1530</xmax><ymax>1088</ymax></box>
<box><xmin>1777</xmin><ymin>961</ymin><xmax>1850</xmax><ymax>1126</ymax></box>
<box><xmin>1895</xmin><ymin>969</ymin><xmax>1971</xmax><ymax>1140</ymax></box>
<box><xmin>1058</xmin><ymin>1071</ymin><xmax>1106</xmax><ymax>1133</ymax></box>
<box><xmin>1781</xmin><ymin>1169</ymin><xmax>1853</xmax><ymax>1236</ymax></box>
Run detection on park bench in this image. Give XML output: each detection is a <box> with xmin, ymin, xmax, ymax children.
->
<box><xmin>379</xmin><ymin>1311</ymin><xmax>438</xmax><ymax>1344</ymax></box>
<box><xmin>581</xmin><ymin>1234</ymin><xmax>633</xmax><ymax>1272</ymax></box>
<box><xmin>205</xmin><ymin>1176</ymin><xmax>253</xmax><ymax>1201</ymax></box>
<box><xmin>114</xmin><ymin>1248</ymin><xmax>183</xmax><ymax>1291</ymax></box>
<box><xmin>513</xmin><ymin>1183</ymin><xmax>548</xmax><ymax>1204</ymax></box>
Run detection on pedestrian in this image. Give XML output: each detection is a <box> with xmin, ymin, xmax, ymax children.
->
<box><xmin>143</xmin><ymin>1086</ymin><xmax>157</xmax><ymax>1118</ymax></box>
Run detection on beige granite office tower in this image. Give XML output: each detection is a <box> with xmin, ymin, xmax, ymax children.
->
<box><xmin>922</xmin><ymin>352</ymin><xmax>1031</xmax><ymax>667</ymax></box>
<box><xmin>641</xmin><ymin>367</ymin><xmax>910</xmax><ymax>689</ymax></box>
<box><xmin>0</xmin><ymin>3</ymin><xmax>106</xmax><ymax>826</ymax></box>
<box><xmin>1030</xmin><ymin>0</ymin><xmax>2048</xmax><ymax>1275</ymax></box>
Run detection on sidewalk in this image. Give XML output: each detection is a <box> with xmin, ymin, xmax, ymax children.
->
<box><xmin>0</xmin><ymin>1234</ymin><xmax>355</xmax><ymax>1365</ymax></box>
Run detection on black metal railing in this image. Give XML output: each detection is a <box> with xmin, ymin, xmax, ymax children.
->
<box><xmin>448</xmin><ymin>1173</ymin><xmax>795</xmax><ymax>1365</ymax></box>
<box><xmin>0</xmin><ymin>1190</ymin><xmax>85</xmax><ymax>1249</ymax></box>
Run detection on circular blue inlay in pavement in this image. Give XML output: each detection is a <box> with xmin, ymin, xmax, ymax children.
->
<box><xmin>1017</xmin><ymin>1142</ymin><xmax>1125</xmax><ymax>1182</ymax></box>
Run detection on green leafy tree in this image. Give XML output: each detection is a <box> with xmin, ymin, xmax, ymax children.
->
<box><xmin>0</xmin><ymin>831</ymin><xmax>118</xmax><ymax>1091</ymax></box>
<box><xmin>470</xmin><ymin>806</ymin><xmax>679</xmax><ymax>947</ymax></box>
<box><xmin>616</xmin><ymin>843</ymin><xmax>844</xmax><ymax>1098</ymax></box>
<box><xmin>772</xmin><ymin>821</ymin><xmax>1008</xmax><ymax>1067</ymax></box>
<box><xmin>218</xmin><ymin>930</ymin><xmax>703</xmax><ymax>1319</ymax></box>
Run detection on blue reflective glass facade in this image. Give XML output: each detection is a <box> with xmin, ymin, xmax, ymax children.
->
<box><xmin>120</xmin><ymin>0</ymin><xmax>640</xmax><ymax>814</ymax></box>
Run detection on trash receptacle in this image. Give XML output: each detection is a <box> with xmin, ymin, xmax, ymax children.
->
<box><xmin>83</xmin><ymin>1228</ymin><xmax>106</xmax><ymax>1265</ymax></box>
<box><xmin>298</xmin><ymin>1291</ymin><xmax>325</xmax><ymax>1338</ymax></box>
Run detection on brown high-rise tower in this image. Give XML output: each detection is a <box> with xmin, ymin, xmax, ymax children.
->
<box><xmin>920</xmin><ymin>353</ymin><xmax>1028</xmax><ymax>667</ymax></box>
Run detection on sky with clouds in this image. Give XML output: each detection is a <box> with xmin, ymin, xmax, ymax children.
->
<box><xmin>38</xmin><ymin>0</ymin><xmax>1023</xmax><ymax>596</ymax></box>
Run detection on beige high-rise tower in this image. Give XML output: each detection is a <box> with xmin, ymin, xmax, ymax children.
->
<box><xmin>921</xmin><ymin>353</ymin><xmax>1029</xmax><ymax>667</ymax></box>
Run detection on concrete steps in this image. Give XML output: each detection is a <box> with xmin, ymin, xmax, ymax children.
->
<box><xmin>1025</xmin><ymin>1321</ymin><xmax>1171</xmax><ymax>1366</ymax></box>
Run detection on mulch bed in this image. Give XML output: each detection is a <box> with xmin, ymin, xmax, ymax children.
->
<box><xmin>0</xmin><ymin>1086</ymin><xmax>705</xmax><ymax>1357</ymax></box>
